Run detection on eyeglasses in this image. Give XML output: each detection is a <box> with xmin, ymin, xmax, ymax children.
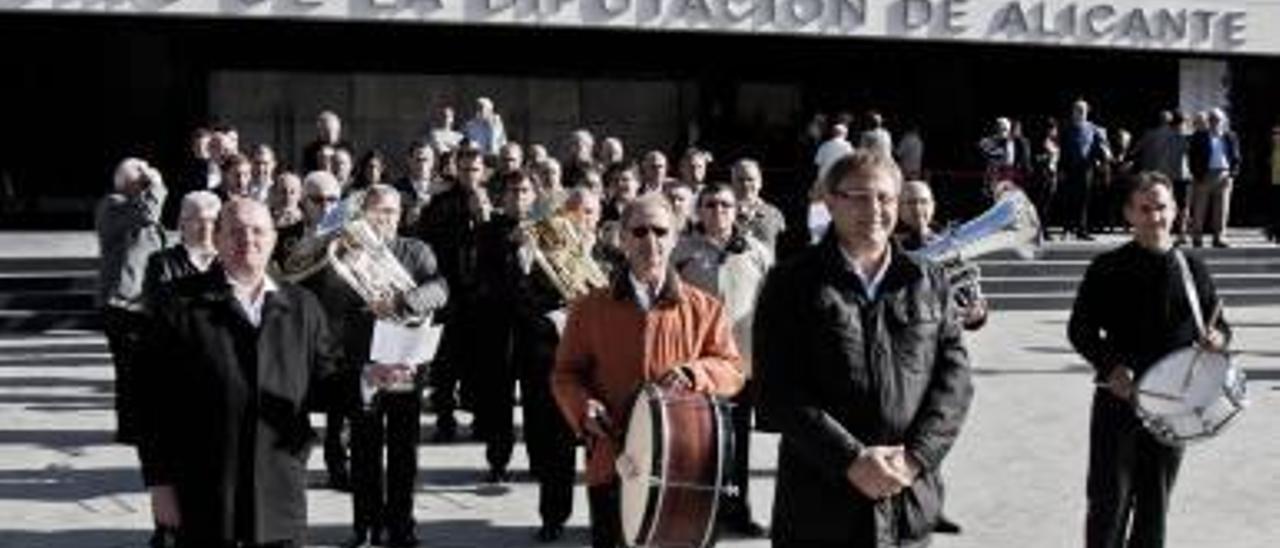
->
<box><xmin>700</xmin><ymin>200</ymin><xmax>736</xmax><ymax>210</ymax></box>
<box><xmin>308</xmin><ymin>195</ymin><xmax>340</xmax><ymax>204</ymax></box>
<box><xmin>829</xmin><ymin>188</ymin><xmax>897</xmax><ymax>207</ymax></box>
<box><xmin>629</xmin><ymin>225</ymin><xmax>671</xmax><ymax>239</ymax></box>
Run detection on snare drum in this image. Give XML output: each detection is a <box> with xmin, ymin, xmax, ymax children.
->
<box><xmin>1135</xmin><ymin>346</ymin><xmax>1247</xmax><ymax>446</ymax></box>
<box><xmin>616</xmin><ymin>383</ymin><xmax>734</xmax><ymax>548</ymax></box>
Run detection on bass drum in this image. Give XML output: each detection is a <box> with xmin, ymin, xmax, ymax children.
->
<box><xmin>616</xmin><ymin>383</ymin><xmax>733</xmax><ymax>548</ymax></box>
<box><xmin>1135</xmin><ymin>346</ymin><xmax>1247</xmax><ymax>446</ymax></box>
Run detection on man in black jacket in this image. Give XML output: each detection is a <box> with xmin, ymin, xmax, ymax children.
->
<box><xmin>138</xmin><ymin>199</ymin><xmax>341</xmax><ymax>547</ymax></box>
<box><xmin>341</xmin><ymin>185</ymin><xmax>449</xmax><ymax>548</ymax></box>
<box><xmin>1069</xmin><ymin>172</ymin><xmax>1230</xmax><ymax>548</ymax></box>
<box><xmin>143</xmin><ymin>191</ymin><xmax>221</xmax><ymax>304</ymax></box>
<box><xmin>473</xmin><ymin>170</ymin><xmax>578</xmax><ymax>542</ymax></box>
<box><xmin>755</xmin><ymin>150</ymin><xmax>973</xmax><ymax>547</ymax></box>
<box><xmin>411</xmin><ymin>146</ymin><xmax>492</xmax><ymax>441</ymax></box>
<box><xmin>1186</xmin><ymin>108</ymin><xmax>1241</xmax><ymax>248</ymax></box>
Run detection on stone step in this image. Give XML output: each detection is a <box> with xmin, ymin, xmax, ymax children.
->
<box><xmin>987</xmin><ymin>288</ymin><xmax>1280</xmax><ymax>311</ymax></box>
<box><xmin>980</xmin><ymin>273</ymin><xmax>1280</xmax><ymax>295</ymax></box>
<box><xmin>986</xmin><ymin>246</ymin><xmax>1280</xmax><ymax>262</ymax></box>
<box><xmin>0</xmin><ymin>271</ymin><xmax>98</xmax><ymax>292</ymax></box>
<box><xmin>0</xmin><ymin>256</ymin><xmax>98</xmax><ymax>272</ymax></box>
<box><xmin>976</xmin><ymin>259</ymin><xmax>1280</xmax><ymax>278</ymax></box>
<box><xmin>0</xmin><ymin>291</ymin><xmax>97</xmax><ymax>311</ymax></box>
<box><xmin>0</xmin><ymin>310</ymin><xmax>101</xmax><ymax>332</ymax></box>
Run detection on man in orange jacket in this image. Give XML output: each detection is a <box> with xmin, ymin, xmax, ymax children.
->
<box><xmin>552</xmin><ymin>192</ymin><xmax>744</xmax><ymax>548</ymax></box>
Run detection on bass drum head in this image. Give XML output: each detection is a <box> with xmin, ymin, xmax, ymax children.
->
<box><xmin>620</xmin><ymin>389</ymin><xmax>659</xmax><ymax>546</ymax></box>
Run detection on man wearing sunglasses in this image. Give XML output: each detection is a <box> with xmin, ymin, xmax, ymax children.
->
<box><xmin>553</xmin><ymin>192</ymin><xmax>744</xmax><ymax>548</ymax></box>
<box><xmin>672</xmin><ymin>182</ymin><xmax>774</xmax><ymax>538</ymax></box>
<box><xmin>755</xmin><ymin>149</ymin><xmax>973</xmax><ymax>547</ymax></box>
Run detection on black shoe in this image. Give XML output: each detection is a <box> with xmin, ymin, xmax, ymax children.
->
<box><xmin>935</xmin><ymin>514</ymin><xmax>962</xmax><ymax>535</ymax></box>
<box><xmin>340</xmin><ymin>529</ymin><xmax>381</xmax><ymax>548</ymax></box>
<box><xmin>384</xmin><ymin>530</ymin><xmax>419</xmax><ymax>547</ymax></box>
<box><xmin>484</xmin><ymin>468</ymin><xmax>510</xmax><ymax>484</ymax></box>
<box><xmin>1075</xmin><ymin>231</ymin><xmax>1095</xmax><ymax>241</ymax></box>
<box><xmin>1192</xmin><ymin>238</ymin><xmax>1203</xmax><ymax>248</ymax></box>
<box><xmin>725</xmin><ymin>518</ymin><xmax>767</xmax><ymax>538</ymax></box>
<box><xmin>1212</xmin><ymin>239</ymin><xmax>1230</xmax><ymax>248</ymax></box>
<box><xmin>431</xmin><ymin>416</ymin><xmax>457</xmax><ymax>443</ymax></box>
<box><xmin>327</xmin><ymin>468</ymin><xmax>351</xmax><ymax>492</ymax></box>
<box><xmin>535</xmin><ymin>523</ymin><xmax>565</xmax><ymax>543</ymax></box>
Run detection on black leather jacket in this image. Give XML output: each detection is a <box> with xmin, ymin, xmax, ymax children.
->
<box><xmin>755</xmin><ymin>235</ymin><xmax>974</xmax><ymax>546</ymax></box>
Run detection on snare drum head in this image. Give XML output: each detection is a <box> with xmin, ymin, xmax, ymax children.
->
<box><xmin>1137</xmin><ymin>347</ymin><xmax>1243</xmax><ymax>443</ymax></box>
<box><xmin>620</xmin><ymin>389</ymin><xmax>658</xmax><ymax>545</ymax></box>
<box><xmin>1137</xmin><ymin>347</ymin><xmax>1232</xmax><ymax>416</ymax></box>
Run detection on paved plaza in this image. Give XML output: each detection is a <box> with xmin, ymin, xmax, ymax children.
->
<box><xmin>1</xmin><ymin>231</ymin><xmax>1278</xmax><ymax>547</ymax></box>
<box><xmin>1</xmin><ymin>303</ymin><xmax>1276</xmax><ymax>548</ymax></box>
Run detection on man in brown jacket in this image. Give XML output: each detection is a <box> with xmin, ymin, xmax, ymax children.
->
<box><xmin>553</xmin><ymin>192</ymin><xmax>744</xmax><ymax>548</ymax></box>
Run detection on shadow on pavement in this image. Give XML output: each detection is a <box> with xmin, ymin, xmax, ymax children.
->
<box><xmin>0</xmin><ymin>356</ymin><xmax>112</xmax><ymax>368</ymax></box>
<box><xmin>308</xmin><ymin>521</ymin><xmax>592</xmax><ymax>548</ymax></box>
<box><xmin>0</xmin><ymin>428</ymin><xmax>116</xmax><ymax>451</ymax></box>
<box><xmin>971</xmin><ymin>364</ymin><xmax>1091</xmax><ymax>376</ymax></box>
<box><xmin>0</xmin><ymin>466</ymin><xmax>143</xmax><ymax>501</ymax></box>
<box><xmin>0</xmin><ymin>528</ymin><xmax>147</xmax><ymax>548</ymax></box>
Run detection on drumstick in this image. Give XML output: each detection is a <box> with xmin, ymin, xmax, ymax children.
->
<box><xmin>1202</xmin><ymin>298</ymin><xmax>1224</xmax><ymax>342</ymax></box>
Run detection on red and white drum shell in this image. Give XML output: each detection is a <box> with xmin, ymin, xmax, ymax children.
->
<box><xmin>617</xmin><ymin>383</ymin><xmax>734</xmax><ymax>548</ymax></box>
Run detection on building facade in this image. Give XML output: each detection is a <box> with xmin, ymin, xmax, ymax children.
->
<box><xmin>2</xmin><ymin>0</ymin><xmax>1279</xmax><ymax>227</ymax></box>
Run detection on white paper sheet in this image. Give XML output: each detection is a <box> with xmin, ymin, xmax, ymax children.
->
<box><xmin>369</xmin><ymin>319</ymin><xmax>442</xmax><ymax>366</ymax></box>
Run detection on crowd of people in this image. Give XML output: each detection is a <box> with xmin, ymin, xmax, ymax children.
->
<box><xmin>95</xmin><ymin>95</ymin><xmax>1238</xmax><ymax>548</ymax></box>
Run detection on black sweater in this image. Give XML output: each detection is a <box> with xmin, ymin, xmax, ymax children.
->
<box><xmin>1068</xmin><ymin>241</ymin><xmax>1230</xmax><ymax>382</ymax></box>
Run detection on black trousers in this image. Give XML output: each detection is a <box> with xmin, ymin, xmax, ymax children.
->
<box><xmin>1086</xmin><ymin>390</ymin><xmax>1184</xmax><ymax>548</ymax></box>
<box><xmin>1059</xmin><ymin>165</ymin><xmax>1094</xmax><ymax>235</ymax></box>
<box><xmin>103</xmin><ymin>306</ymin><xmax>148</xmax><ymax>445</ymax></box>
<box><xmin>323</xmin><ymin>411</ymin><xmax>347</xmax><ymax>479</ymax></box>
<box><xmin>719</xmin><ymin>379</ymin><xmax>756</xmax><ymax>523</ymax></box>
<box><xmin>588</xmin><ymin>480</ymin><xmax>623</xmax><ymax>548</ymax></box>
<box><xmin>350</xmin><ymin>390</ymin><xmax>422</xmax><ymax>537</ymax></box>
<box><xmin>428</xmin><ymin>315</ymin><xmax>468</xmax><ymax>429</ymax></box>
<box><xmin>478</xmin><ymin>318</ymin><xmax>576</xmax><ymax>526</ymax></box>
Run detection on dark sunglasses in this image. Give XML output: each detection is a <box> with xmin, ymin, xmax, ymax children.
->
<box><xmin>308</xmin><ymin>195</ymin><xmax>340</xmax><ymax>204</ymax></box>
<box><xmin>629</xmin><ymin>225</ymin><xmax>670</xmax><ymax>239</ymax></box>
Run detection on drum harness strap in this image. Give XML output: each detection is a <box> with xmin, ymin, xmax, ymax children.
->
<box><xmin>1172</xmin><ymin>250</ymin><xmax>1213</xmax><ymax>392</ymax></box>
<box><xmin>1172</xmin><ymin>250</ymin><xmax>1206</xmax><ymax>337</ymax></box>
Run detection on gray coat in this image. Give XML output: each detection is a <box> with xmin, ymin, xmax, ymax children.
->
<box><xmin>96</xmin><ymin>180</ymin><xmax>168</xmax><ymax>311</ymax></box>
<box><xmin>755</xmin><ymin>236</ymin><xmax>973</xmax><ymax>547</ymax></box>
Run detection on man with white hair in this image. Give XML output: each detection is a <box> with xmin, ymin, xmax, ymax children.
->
<box><xmin>1187</xmin><ymin>107</ymin><xmax>1241</xmax><ymax>248</ymax></box>
<box><xmin>96</xmin><ymin>157</ymin><xmax>168</xmax><ymax>446</ymax></box>
<box><xmin>596</xmin><ymin>136</ymin><xmax>625</xmax><ymax>167</ymax></box>
<box><xmin>284</xmin><ymin>169</ymin><xmax>354</xmax><ymax>492</ymax></box>
<box><xmin>143</xmin><ymin>191</ymin><xmax>221</xmax><ymax>304</ymax></box>
<box><xmin>463</xmin><ymin>97</ymin><xmax>507</xmax><ymax>155</ymax></box>
<box><xmin>553</xmin><ymin>192</ymin><xmax>743</xmax><ymax>548</ymax></box>
<box><xmin>731</xmin><ymin>158</ymin><xmax>786</xmax><ymax>249</ymax></box>
<box><xmin>138</xmin><ymin>189</ymin><xmax>220</xmax><ymax>546</ymax></box>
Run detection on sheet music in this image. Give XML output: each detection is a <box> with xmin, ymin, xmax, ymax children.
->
<box><xmin>369</xmin><ymin>319</ymin><xmax>442</xmax><ymax>366</ymax></box>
